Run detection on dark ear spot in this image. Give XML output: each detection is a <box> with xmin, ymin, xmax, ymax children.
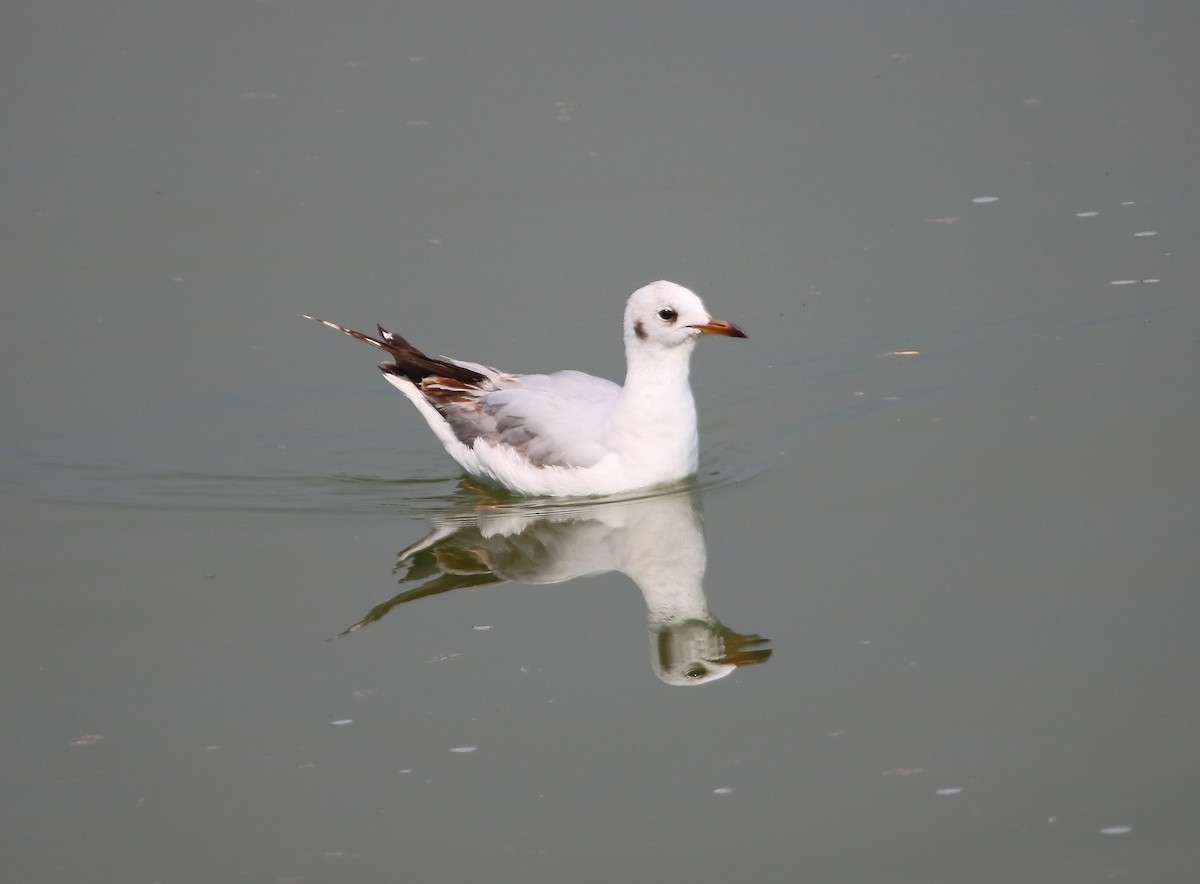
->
<box><xmin>633</xmin><ymin>319</ymin><xmax>647</xmax><ymax>340</ymax></box>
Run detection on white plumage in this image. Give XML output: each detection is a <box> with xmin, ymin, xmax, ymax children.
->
<box><xmin>305</xmin><ymin>280</ymin><xmax>746</xmax><ymax>497</ymax></box>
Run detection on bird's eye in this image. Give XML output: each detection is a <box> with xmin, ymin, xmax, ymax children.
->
<box><xmin>657</xmin><ymin>308</ymin><xmax>677</xmax><ymax>322</ymax></box>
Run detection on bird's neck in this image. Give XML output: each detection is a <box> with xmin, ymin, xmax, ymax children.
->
<box><xmin>619</xmin><ymin>341</ymin><xmax>696</xmax><ymax>414</ymax></box>
<box><xmin>612</xmin><ymin>342</ymin><xmax>699</xmax><ymax>475</ymax></box>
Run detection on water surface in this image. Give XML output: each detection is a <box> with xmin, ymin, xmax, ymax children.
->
<box><xmin>4</xmin><ymin>2</ymin><xmax>1199</xmax><ymax>882</ymax></box>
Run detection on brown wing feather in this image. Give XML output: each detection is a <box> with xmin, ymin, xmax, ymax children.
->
<box><xmin>302</xmin><ymin>315</ymin><xmax>488</xmax><ymax>386</ymax></box>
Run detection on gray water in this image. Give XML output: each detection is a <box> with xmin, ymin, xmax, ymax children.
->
<box><xmin>4</xmin><ymin>2</ymin><xmax>1199</xmax><ymax>882</ymax></box>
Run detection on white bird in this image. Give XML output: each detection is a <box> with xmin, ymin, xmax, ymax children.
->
<box><xmin>304</xmin><ymin>280</ymin><xmax>746</xmax><ymax>497</ymax></box>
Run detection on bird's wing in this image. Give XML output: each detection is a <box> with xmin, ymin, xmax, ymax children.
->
<box><xmin>303</xmin><ymin>315</ymin><xmax>621</xmax><ymax>470</ymax></box>
<box><xmin>438</xmin><ymin>369</ymin><xmax>620</xmax><ymax>469</ymax></box>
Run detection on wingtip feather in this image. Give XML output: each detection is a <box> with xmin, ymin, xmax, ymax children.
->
<box><xmin>302</xmin><ymin>314</ymin><xmax>389</xmax><ymax>351</ymax></box>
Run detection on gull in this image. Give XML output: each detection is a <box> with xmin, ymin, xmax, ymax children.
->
<box><xmin>304</xmin><ymin>280</ymin><xmax>746</xmax><ymax>497</ymax></box>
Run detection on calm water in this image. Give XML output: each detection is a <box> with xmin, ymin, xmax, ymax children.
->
<box><xmin>4</xmin><ymin>2</ymin><xmax>1199</xmax><ymax>882</ymax></box>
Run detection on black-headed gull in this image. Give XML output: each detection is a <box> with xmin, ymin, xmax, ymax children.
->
<box><xmin>304</xmin><ymin>280</ymin><xmax>746</xmax><ymax>497</ymax></box>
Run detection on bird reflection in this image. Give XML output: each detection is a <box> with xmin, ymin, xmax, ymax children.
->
<box><xmin>340</xmin><ymin>486</ymin><xmax>770</xmax><ymax>685</ymax></box>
